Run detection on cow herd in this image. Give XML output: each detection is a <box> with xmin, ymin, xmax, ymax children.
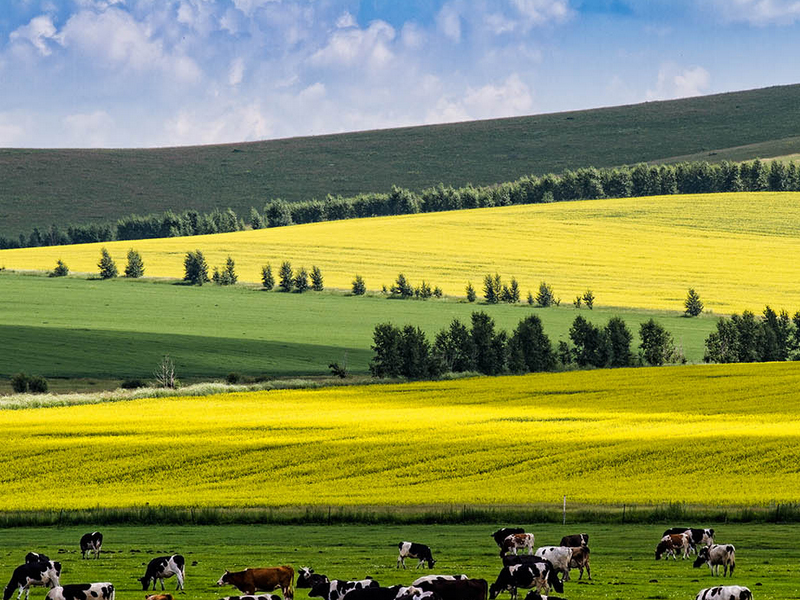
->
<box><xmin>1</xmin><ymin>526</ymin><xmax>756</xmax><ymax>600</ymax></box>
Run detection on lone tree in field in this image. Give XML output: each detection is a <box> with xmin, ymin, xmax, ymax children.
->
<box><xmin>352</xmin><ymin>274</ymin><xmax>366</xmax><ymax>295</ymax></box>
<box><xmin>183</xmin><ymin>250</ymin><xmax>209</xmax><ymax>285</ymax></box>
<box><xmin>311</xmin><ymin>266</ymin><xmax>324</xmax><ymax>291</ymax></box>
<box><xmin>684</xmin><ymin>288</ymin><xmax>704</xmax><ymax>317</ymax></box>
<box><xmin>261</xmin><ymin>264</ymin><xmax>274</xmax><ymax>290</ymax></box>
<box><xmin>278</xmin><ymin>261</ymin><xmax>294</xmax><ymax>292</ymax></box>
<box><xmin>50</xmin><ymin>259</ymin><xmax>69</xmax><ymax>277</ymax></box>
<box><xmin>465</xmin><ymin>282</ymin><xmax>476</xmax><ymax>302</ymax></box>
<box><xmin>97</xmin><ymin>247</ymin><xmax>118</xmax><ymax>279</ymax></box>
<box><xmin>154</xmin><ymin>355</ymin><xmax>176</xmax><ymax>388</ymax></box>
<box><xmin>124</xmin><ymin>249</ymin><xmax>144</xmax><ymax>278</ymax></box>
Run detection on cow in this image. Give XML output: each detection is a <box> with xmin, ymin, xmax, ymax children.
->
<box><xmin>297</xmin><ymin>569</ymin><xmax>329</xmax><ymax>589</ymax></box>
<box><xmin>24</xmin><ymin>554</ymin><xmax>50</xmax><ymax>565</ymax></box>
<box><xmin>79</xmin><ymin>533</ymin><xmax>103</xmax><ymax>560</ymax></box>
<box><xmin>3</xmin><ymin>561</ymin><xmax>62</xmax><ymax>600</ymax></box>
<box><xmin>217</xmin><ymin>568</ymin><xmax>293</xmax><ymax>600</ymax></box>
<box><xmin>693</xmin><ymin>545</ymin><xmax>736</xmax><ymax>577</ymax></box>
<box><xmin>533</xmin><ymin>547</ymin><xmax>572</xmax><ymax>582</ymax></box>
<box><xmin>655</xmin><ymin>533</ymin><xmax>692</xmax><ymax>560</ymax></box>
<box><xmin>338</xmin><ymin>587</ymin><xmax>418</xmax><ymax>600</ymax></box>
<box><xmin>489</xmin><ymin>563</ymin><xmax>563</xmax><ymax>600</ymax></box>
<box><xmin>662</xmin><ymin>528</ymin><xmax>714</xmax><ymax>554</ymax></box>
<box><xmin>46</xmin><ymin>584</ymin><xmax>114</xmax><ymax>600</ymax></box>
<box><xmin>523</xmin><ymin>593</ymin><xmax>568</xmax><ymax>600</ymax></box>
<box><xmin>410</xmin><ymin>576</ymin><xmax>467</xmax><ymax>587</ymax></box>
<box><xmin>695</xmin><ymin>586</ymin><xmax>751</xmax><ymax>600</ymax></box>
<box><xmin>559</xmin><ymin>534</ymin><xmax>588</xmax><ymax>548</ymax></box>
<box><xmin>146</xmin><ymin>595</ymin><xmax>174</xmax><ymax>600</ymax></box>
<box><xmin>500</xmin><ymin>534</ymin><xmax>535</xmax><ymax>558</ymax></box>
<box><xmin>414</xmin><ymin>578</ymin><xmax>487</xmax><ymax>600</ymax></box>
<box><xmin>218</xmin><ymin>596</ymin><xmax>281</xmax><ymax>600</ymax></box>
<box><xmin>308</xmin><ymin>579</ymin><xmax>379</xmax><ymax>600</ymax></box>
<box><xmin>568</xmin><ymin>546</ymin><xmax>591</xmax><ymax>581</ymax></box>
<box><xmin>491</xmin><ymin>529</ymin><xmax>526</xmax><ymax>548</ymax></box>
<box><xmin>501</xmin><ymin>556</ymin><xmax>550</xmax><ymax>569</ymax></box>
<box><xmin>397</xmin><ymin>543</ymin><xmax>435</xmax><ymax>569</ymax></box>
<box><xmin>140</xmin><ymin>556</ymin><xmax>185</xmax><ymax>592</ymax></box>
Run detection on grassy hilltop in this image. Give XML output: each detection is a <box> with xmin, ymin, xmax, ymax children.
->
<box><xmin>1</xmin><ymin>84</ymin><xmax>800</xmax><ymax>238</ymax></box>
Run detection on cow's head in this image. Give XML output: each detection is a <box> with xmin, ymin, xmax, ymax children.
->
<box><xmin>216</xmin><ymin>572</ymin><xmax>231</xmax><ymax>587</ymax></box>
<box><xmin>741</xmin><ymin>590</ymin><xmax>752</xmax><ymax>600</ymax></box>
<box><xmin>138</xmin><ymin>577</ymin><xmax>151</xmax><ymax>591</ymax></box>
<box><xmin>425</xmin><ymin>557</ymin><xmax>436</xmax><ymax>569</ymax></box>
<box><xmin>488</xmin><ymin>583</ymin><xmax>502</xmax><ymax>600</ymax></box>
<box><xmin>4</xmin><ymin>586</ymin><xmax>15</xmax><ymax>600</ymax></box>
<box><xmin>654</xmin><ymin>540</ymin><xmax>669</xmax><ymax>560</ymax></box>
<box><xmin>547</xmin><ymin>566</ymin><xmax>564</xmax><ymax>594</ymax></box>
<box><xmin>693</xmin><ymin>548</ymin><xmax>709</xmax><ymax>568</ymax></box>
<box><xmin>307</xmin><ymin>582</ymin><xmax>327</xmax><ymax>599</ymax></box>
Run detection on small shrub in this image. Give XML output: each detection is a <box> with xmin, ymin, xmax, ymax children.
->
<box><xmin>583</xmin><ymin>289</ymin><xmax>595</xmax><ymax>310</ymax></box>
<box><xmin>50</xmin><ymin>260</ymin><xmax>69</xmax><ymax>277</ymax></box>
<box><xmin>124</xmin><ymin>249</ymin><xmax>145</xmax><ymax>278</ymax></box>
<box><xmin>27</xmin><ymin>375</ymin><xmax>48</xmax><ymax>394</ymax></box>
<box><xmin>261</xmin><ymin>264</ymin><xmax>275</xmax><ymax>290</ymax></box>
<box><xmin>390</xmin><ymin>273</ymin><xmax>414</xmax><ymax>299</ymax></box>
<box><xmin>417</xmin><ymin>280</ymin><xmax>433</xmax><ymax>299</ymax></box>
<box><xmin>226</xmin><ymin>372</ymin><xmax>243</xmax><ymax>384</ymax></box>
<box><xmin>120</xmin><ymin>378</ymin><xmax>145</xmax><ymax>389</ymax></box>
<box><xmin>465</xmin><ymin>282</ymin><xmax>476</xmax><ymax>302</ymax></box>
<box><xmin>535</xmin><ymin>281</ymin><xmax>556</xmax><ymax>307</ymax></box>
<box><xmin>10</xmin><ymin>372</ymin><xmax>29</xmax><ymax>393</ymax></box>
<box><xmin>352</xmin><ymin>274</ymin><xmax>366</xmax><ymax>295</ymax></box>
<box><xmin>574</xmin><ymin>295</ymin><xmax>582</xmax><ymax>309</ymax></box>
<box><xmin>433</xmin><ymin>286</ymin><xmax>443</xmax><ymax>298</ymax></box>
<box><xmin>311</xmin><ymin>266</ymin><xmax>324</xmax><ymax>291</ymax></box>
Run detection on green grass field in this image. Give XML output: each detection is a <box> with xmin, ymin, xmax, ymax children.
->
<box><xmin>2</xmin><ymin>84</ymin><xmax>800</xmax><ymax>238</ymax></box>
<box><xmin>0</xmin><ymin>272</ymin><xmax>717</xmax><ymax>387</ymax></box>
<box><xmin>0</xmin><ymin>524</ymin><xmax>796</xmax><ymax>600</ymax></box>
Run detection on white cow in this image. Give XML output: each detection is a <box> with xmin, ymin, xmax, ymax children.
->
<box><xmin>533</xmin><ymin>547</ymin><xmax>572</xmax><ymax>581</ymax></box>
<box><xmin>694</xmin><ymin>544</ymin><xmax>736</xmax><ymax>577</ymax></box>
<box><xmin>695</xmin><ymin>586</ymin><xmax>751</xmax><ymax>600</ymax></box>
<box><xmin>46</xmin><ymin>584</ymin><xmax>114</xmax><ymax>600</ymax></box>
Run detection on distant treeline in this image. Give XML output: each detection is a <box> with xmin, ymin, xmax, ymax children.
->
<box><xmin>3</xmin><ymin>158</ymin><xmax>798</xmax><ymax>250</ymax></box>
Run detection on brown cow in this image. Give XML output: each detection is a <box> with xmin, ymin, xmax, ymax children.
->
<box><xmin>569</xmin><ymin>546</ymin><xmax>591</xmax><ymax>580</ymax></box>
<box><xmin>216</xmin><ymin>568</ymin><xmax>294</xmax><ymax>600</ymax></box>
<box><xmin>500</xmin><ymin>533</ymin><xmax>535</xmax><ymax>557</ymax></box>
<box><xmin>416</xmin><ymin>578</ymin><xmax>487</xmax><ymax>600</ymax></box>
<box><xmin>146</xmin><ymin>595</ymin><xmax>173</xmax><ymax>600</ymax></box>
<box><xmin>655</xmin><ymin>533</ymin><xmax>691</xmax><ymax>560</ymax></box>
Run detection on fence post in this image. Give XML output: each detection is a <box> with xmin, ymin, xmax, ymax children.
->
<box><xmin>563</xmin><ymin>495</ymin><xmax>566</xmax><ymax>526</ymax></box>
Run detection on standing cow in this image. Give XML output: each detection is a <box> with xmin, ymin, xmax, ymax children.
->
<box><xmin>695</xmin><ymin>586</ymin><xmax>751</xmax><ymax>600</ymax></box>
<box><xmin>296</xmin><ymin>569</ymin><xmax>328</xmax><ymax>589</ymax></box>
<box><xmin>46</xmin><ymin>584</ymin><xmax>114</xmax><ymax>600</ymax></box>
<box><xmin>308</xmin><ymin>579</ymin><xmax>379</xmax><ymax>600</ymax></box>
<box><xmin>492</xmin><ymin>529</ymin><xmax>526</xmax><ymax>548</ymax></box>
<box><xmin>414</xmin><ymin>578</ymin><xmax>487</xmax><ymax>600</ymax></box>
<box><xmin>217</xmin><ymin>568</ymin><xmax>293</xmax><ymax>600</ymax></box>
<box><xmin>397</xmin><ymin>543</ymin><xmax>435</xmax><ymax>569</ymax></box>
<box><xmin>568</xmin><ymin>546</ymin><xmax>591</xmax><ymax>581</ymax></box>
<box><xmin>655</xmin><ymin>533</ymin><xmax>692</xmax><ymax>560</ymax></box>
<box><xmin>139</xmin><ymin>556</ymin><xmax>185</xmax><ymax>592</ymax></box>
<box><xmin>24</xmin><ymin>554</ymin><xmax>50</xmax><ymax>566</ymax></box>
<box><xmin>80</xmin><ymin>533</ymin><xmax>103</xmax><ymax>560</ymax></box>
<box><xmin>500</xmin><ymin>535</ymin><xmax>535</xmax><ymax>558</ymax></box>
<box><xmin>3</xmin><ymin>562</ymin><xmax>61</xmax><ymax>600</ymax></box>
<box><xmin>489</xmin><ymin>563</ymin><xmax>563</xmax><ymax>600</ymax></box>
<box><xmin>693</xmin><ymin>545</ymin><xmax>736</xmax><ymax>577</ymax></box>
<box><xmin>533</xmin><ymin>547</ymin><xmax>572</xmax><ymax>581</ymax></box>
<box><xmin>559</xmin><ymin>534</ymin><xmax>588</xmax><ymax>548</ymax></box>
<box><xmin>662</xmin><ymin>528</ymin><xmax>714</xmax><ymax>554</ymax></box>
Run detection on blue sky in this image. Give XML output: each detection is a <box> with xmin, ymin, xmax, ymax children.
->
<box><xmin>0</xmin><ymin>0</ymin><xmax>799</xmax><ymax>148</ymax></box>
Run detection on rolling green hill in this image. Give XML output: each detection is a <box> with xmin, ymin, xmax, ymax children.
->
<box><xmin>1</xmin><ymin>83</ymin><xmax>800</xmax><ymax>238</ymax></box>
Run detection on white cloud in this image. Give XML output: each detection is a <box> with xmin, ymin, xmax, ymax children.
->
<box><xmin>436</xmin><ymin>3</ymin><xmax>462</xmax><ymax>42</ymax></box>
<box><xmin>309</xmin><ymin>20</ymin><xmax>395</xmax><ymax>70</ymax></box>
<box><xmin>336</xmin><ymin>11</ymin><xmax>357</xmax><ymax>29</ymax></box>
<box><xmin>63</xmin><ymin>111</ymin><xmax>115</xmax><ymax>147</ymax></box>
<box><xmin>427</xmin><ymin>73</ymin><xmax>534</xmax><ymax>124</ymax></box>
<box><xmin>0</xmin><ymin>117</ymin><xmax>26</xmax><ymax>146</ymax></box>
<box><xmin>9</xmin><ymin>15</ymin><xmax>57</xmax><ymax>56</ymax></box>
<box><xmin>702</xmin><ymin>0</ymin><xmax>800</xmax><ymax>25</ymax></box>
<box><xmin>228</xmin><ymin>57</ymin><xmax>245</xmax><ymax>86</ymax></box>
<box><xmin>646</xmin><ymin>63</ymin><xmax>710</xmax><ymax>100</ymax></box>
<box><xmin>510</xmin><ymin>0</ymin><xmax>572</xmax><ymax>27</ymax></box>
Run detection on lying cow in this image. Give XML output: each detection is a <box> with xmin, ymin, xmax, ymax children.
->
<box><xmin>500</xmin><ymin>534</ymin><xmax>535</xmax><ymax>558</ymax></box>
<box><xmin>79</xmin><ymin>533</ymin><xmax>103</xmax><ymax>560</ymax></box>
<box><xmin>559</xmin><ymin>533</ymin><xmax>588</xmax><ymax>548</ymax></box>
<box><xmin>663</xmin><ymin>528</ymin><xmax>714</xmax><ymax>553</ymax></box>
<box><xmin>492</xmin><ymin>529</ymin><xmax>526</xmax><ymax>548</ymax></box>
<box><xmin>695</xmin><ymin>586</ymin><xmax>751</xmax><ymax>600</ymax></box>
<box><xmin>308</xmin><ymin>579</ymin><xmax>378</xmax><ymax>600</ymax></box>
<box><xmin>146</xmin><ymin>595</ymin><xmax>174</xmax><ymax>600</ymax></box>
<box><xmin>46</xmin><ymin>584</ymin><xmax>114</xmax><ymax>600</ymax></box>
<box><xmin>24</xmin><ymin>554</ymin><xmax>50</xmax><ymax>565</ymax></box>
<box><xmin>297</xmin><ymin>569</ymin><xmax>329</xmax><ymax>589</ymax></box>
<box><xmin>3</xmin><ymin>561</ymin><xmax>62</xmax><ymax>600</ymax></box>
<box><xmin>655</xmin><ymin>533</ymin><xmax>692</xmax><ymax>560</ymax></box>
<box><xmin>140</xmin><ymin>556</ymin><xmax>185</xmax><ymax>592</ymax></box>
<box><xmin>489</xmin><ymin>563</ymin><xmax>563</xmax><ymax>600</ymax></box>
<box><xmin>217</xmin><ymin>567</ymin><xmax>293</xmax><ymax>599</ymax></box>
<box><xmin>414</xmin><ymin>578</ymin><xmax>487</xmax><ymax>600</ymax></box>
<box><xmin>569</xmin><ymin>546</ymin><xmax>591</xmax><ymax>581</ymax></box>
<box><xmin>410</xmin><ymin>576</ymin><xmax>467</xmax><ymax>587</ymax></box>
<box><xmin>398</xmin><ymin>543</ymin><xmax>435</xmax><ymax>569</ymax></box>
<box><xmin>218</xmin><ymin>596</ymin><xmax>280</xmax><ymax>600</ymax></box>
<box><xmin>693</xmin><ymin>545</ymin><xmax>736</xmax><ymax>577</ymax></box>
<box><xmin>340</xmin><ymin>587</ymin><xmax>419</xmax><ymax>600</ymax></box>
<box><xmin>533</xmin><ymin>547</ymin><xmax>571</xmax><ymax>582</ymax></box>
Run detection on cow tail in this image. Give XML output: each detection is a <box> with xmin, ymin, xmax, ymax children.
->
<box><xmin>729</xmin><ymin>551</ymin><xmax>735</xmax><ymax>577</ymax></box>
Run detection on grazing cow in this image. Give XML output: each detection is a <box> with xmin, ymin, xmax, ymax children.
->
<box><xmin>217</xmin><ymin>568</ymin><xmax>293</xmax><ymax>600</ymax></box>
<box><xmin>568</xmin><ymin>546</ymin><xmax>591</xmax><ymax>581</ymax></box>
<box><xmin>501</xmin><ymin>556</ymin><xmax>551</xmax><ymax>569</ymax></box>
<box><xmin>308</xmin><ymin>579</ymin><xmax>378</xmax><ymax>600</ymax></box>
<box><xmin>397</xmin><ymin>543</ymin><xmax>435</xmax><ymax>569</ymax></box>
<box><xmin>663</xmin><ymin>528</ymin><xmax>714</xmax><ymax>553</ymax></box>
<box><xmin>338</xmin><ymin>587</ymin><xmax>417</xmax><ymax>600</ymax></box>
<box><xmin>414</xmin><ymin>578</ymin><xmax>487</xmax><ymax>600</ymax></box>
<box><xmin>655</xmin><ymin>534</ymin><xmax>692</xmax><ymax>560</ymax></box>
<box><xmin>500</xmin><ymin>534</ymin><xmax>535</xmax><ymax>558</ymax></box>
<box><xmin>79</xmin><ymin>533</ymin><xmax>103</xmax><ymax>560</ymax></box>
<box><xmin>524</xmin><ymin>593</ymin><xmax>568</xmax><ymax>600</ymax></box>
<box><xmin>24</xmin><ymin>554</ymin><xmax>50</xmax><ymax>565</ymax></box>
<box><xmin>533</xmin><ymin>547</ymin><xmax>572</xmax><ymax>582</ymax></box>
<box><xmin>492</xmin><ymin>529</ymin><xmax>526</xmax><ymax>548</ymax></box>
<box><xmin>695</xmin><ymin>586</ymin><xmax>751</xmax><ymax>600</ymax></box>
<box><xmin>3</xmin><ymin>561</ymin><xmax>62</xmax><ymax>600</ymax></box>
<box><xmin>489</xmin><ymin>563</ymin><xmax>563</xmax><ymax>600</ymax></box>
<box><xmin>559</xmin><ymin>534</ymin><xmax>588</xmax><ymax>548</ymax></box>
<box><xmin>693</xmin><ymin>545</ymin><xmax>736</xmax><ymax>577</ymax></box>
<box><xmin>140</xmin><ymin>556</ymin><xmax>185</xmax><ymax>592</ymax></box>
<box><xmin>146</xmin><ymin>595</ymin><xmax>174</xmax><ymax>600</ymax></box>
<box><xmin>297</xmin><ymin>569</ymin><xmax>329</xmax><ymax>590</ymax></box>
<box><xmin>218</xmin><ymin>596</ymin><xmax>280</xmax><ymax>600</ymax></box>
<box><xmin>46</xmin><ymin>584</ymin><xmax>114</xmax><ymax>600</ymax></box>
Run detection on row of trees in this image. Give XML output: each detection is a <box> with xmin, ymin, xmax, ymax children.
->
<box><xmin>370</xmin><ymin>312</ymin><xmax>682</xmax><ymax>379</ymax></box>
<box><xmin>704</xmin><ymin>306</ymin><xmax>800</xmax><ymax>363</ymax></box>
<box><xmin>259</xmin><ymin>261</ymin><xmax>324</xmax><ymax>292</ymax></box>
<box><xmin>5</xmin><ymin>158</ymin><xmax>797</xmax><ymax>250</ymax></box>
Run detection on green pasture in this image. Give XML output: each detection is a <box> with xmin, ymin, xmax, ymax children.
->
<box><xmin>2</xmin><ymin>84</ymin><xmax>800</xmax><ymax>238</ymax></box>
<box><xmin>0</xmin><ymin>524</ymin><xmax>796</xmax><ymax>600</ymax></box>
<box><xmin>0</xmin><ymin>272</ymin><xmax>717</xmax><ymax>389</ymax></box>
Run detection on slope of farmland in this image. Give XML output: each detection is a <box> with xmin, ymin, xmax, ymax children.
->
<box><xmin>3</xmin><ymin>192</ymin><xmax>800</xmax><ymax>314</ymax></box>
<box><xmin>4</xmin><ymin>363</ymin><xmax>800</xmax><ymax>509</ymax></box>
<box><xmin>1</xmin><ymin>83</ymin><xmax>800</xmax><ymax>238</ymax></box>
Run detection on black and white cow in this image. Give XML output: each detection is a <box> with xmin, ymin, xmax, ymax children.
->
<box><xmin>79</xmin><ymin>533</ymin><xmax>103</xmax><ymax>560</ymax></box>
<box><xmin>308</xmin><ymin>579</ymin><xmax>379</xmax><ymax>600</ymax></box>
<box><xmin>218</xmin><ymin>595</ymin><xmax>280</xmax><ymax>600</ymax></box>
<box><xmin>489</xmin><ymin>563</ymin><xmax>564</xmax><ymax>600</ymax></box>
<box><xmin>410</xmin><ymin>576</ymin><xmax>467</xmax><ymax>587</ymax></box>
<box><xmin>46</xmin><ymin>584</ymin><xmax>114</xmax><ymax>600</ymax></box>
<box><xmin>559</xmin><ymin>534</ymin><xmax>588</xmax><ymax>548</ymax></box>
<box><xmin>695</xmin><ymin>586</ymin><xmax>751</xmax><ymax>600</ymax></box>
<box><xmin>693</xmin><ymin>545</ymin><xmax>736</xmax><ymax>577</ymax></box>
<box><xmin>533</xmin><ymin>548</ymin><xmax>572</xmax><ymax>582</ymax></box>
<box><xmin>338</xmin><ymin>586</ymin><xmax>418</xmax><ymax>600</ymax></box>
<box><xmin>24</xmin><ymin>554</ymin><xmax>50</xmax><ymax>565</ymax></box>
<box><xmin>297</xmin><ymin>569</ymin><xmax>329</xmax><ymax>589</ymax></box>
<box><xmin>662</xmin><ymin>528</ymin><xmax>714</xmax><ymax>553</ymax></box>
<box><xmin>3</xmin><ymin>561</ymin><xmax>62</xmax><ymax>600</ymax></box>
<box><xmin>139</xmin><ymin>556</ymin><xmax>185</xmax><ymax>591</ymax></box>
<box><xmin>500</xmin><ymin>535</ymin><xmax>535</xmax><ymax>558</ymax></box>
<box><xmin>492</xmin><ymin>529</ymin><xmax>526</xmax><ymax>548</ymax></box>
<box><xmin>655</xmin><ymin>533</ymin><xmax>692</xmax><ymax>561</ymax></box>
<box><xmin>523</xmin><ymin>593</ymin><xmax>569</xmax><ymax>600</ymax></box>
<box><xmin>397</xmin><ymin>543</ymin><xmax>435</xmax><ymax>569</ymax></box>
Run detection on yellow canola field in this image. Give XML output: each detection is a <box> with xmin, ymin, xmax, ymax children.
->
<box><xmin>4</xmin><ymin>362</ymin><xmax>800</xmax><ymax>510</ymax></box>
<box><xmin>3</xmin><ymin>192</ymin><xmax>800</xmax><ymax>313</ymax></box>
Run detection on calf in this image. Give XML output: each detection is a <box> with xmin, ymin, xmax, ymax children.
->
<box><xmin>308</xmin><ymin>579</ymin><xmax>379</xmax><ymax>600</ymax></box>
<box><xmin>24</xmin><ymin>554</ymin><xmax>50</xmax><ymax>565</ymax></box>
<box><xmin>297</xmin><ymin>569</ymin><xmax>328</xmax><ymax>590</ymax></box>
<box><xmin>3</xmin><ymin>561</ymin><xmax>62</xmax><ymax>600</ymax></box>
<box><xmin>491</xmin><ymin>529</ymin><xmax>526</xmax><ymax>548</ymax></box>
<box><xmin>415</xmin><ymin>578</ymin><xmax>487</xmax><ymax>600</ymax></box>
<box><xmin>693</xmin><ymin>545</ymin><xmax>736</xmax><ymax>577</ymax></box>
<box><xmin>500</xmin><ymin>534</ymin><xmax>535</xmax><ymax>558</ymax></box>
<box><xmin>559</xmin><ymin>533</ymin><xmax>588</xmax><ymax>548</ymax></box>
<box><xmin>569</xmin><ymin>546</ymin><xmax>591</xmax><ymax>581</ymax></box>
<box><xmin>655</xmin><ymin>533</ymin><xmax>691</xmax><ymax>560</ymax></box>
<box><xmin>218</xmin><ymin>596</ymin><xmax>280</xmax><ymax>600</ymax></box>
<box><xmin>140</xmin><ymin>556</ymin><xmax>185</xmax><ymax>592</ymax></box>
<box><xmin>46</xmin><ymin>584</ymin><xmax>114</xmax><ymax>600</ymax></box>
<box><xmin>397</xmin><ymin>543</ymin><xmax>435</xmax><ymax>569</ymax></box>
<box><xmin>533</xmin><ymin>547</ymin><xmax>571</xmax><ymax>582</ymax></box>
<box><xmin>663</xmin><ymin>528</ymin><xmax>714</xmax><ymax>553</ymax></box>
<box><xmin>695</xmin><ymin>586</ymin><xmax>751</xmax><ymax>600</ymax></box>
<box><xmin>217</xmin><ymin>568</ymin><xmax>293</xmax><ymax>600</ymax></box>
<box><xmin>489</xmin><ymin>563</ymin><xmax>563</xmax><ymax>600</ymax></box>
<box><xmin>79</xmin><ymin>533</ymin><xmax>103</xmax><ymax>560</ymax></box>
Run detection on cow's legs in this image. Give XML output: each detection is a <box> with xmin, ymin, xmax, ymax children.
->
<box><xmin>586</xmin><ymin>563</ymin><xmax>592</xmax><ymax>581</ymax></box>
<box><xmin>416</xmin><ymin>559</ymin><xmax>424</xmax><ymax>569</ymax></box>
<box><xmin>175</xmin><ymin>571</ymin><xmax>185</xmax><ymax>591</ymax></box>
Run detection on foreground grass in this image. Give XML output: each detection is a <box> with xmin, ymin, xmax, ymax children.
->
<box><xmin>4</xmin><ymin>363</ymin><xmax>800</xmax><ymax>509</ymax></box>
<box><xmin>0</xmin><ymin>524</ymin><xmax>797</xmax><ymax>600</ymax></box>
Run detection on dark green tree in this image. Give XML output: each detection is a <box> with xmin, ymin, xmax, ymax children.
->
<box><xmin>215</xmin><ymin>256</ymin><xmax>237</xmax><ymax>285</ymax></box>
<box><xmin>183</xmin><ymin>250</ymin><xmax>209</xmax><ymax>285</ymax></box>
<box><xmin>311</xmin><ymin>266</ymin><xmax>324</xmax><ymax>291</ymax></box>
<box><xmin>433</xmin><ymin>319</ymin><xmax>476</xmax><ymax>373</ymax></box>
<box><xmin>605</xmin><ymin>316</ymin><xmax>633</xmax><ymax>367</ymax></box>
<box><xmin>684</xmin><ymin>288</ymin><xmax>704</xmax><ymax>317</ymax></box>
<box><xmin>50</xmin><ymin>259</ymin><xmax>69</xmax><ymax>277</ymax></box>
<box><xmin>465</xmin><ymin>282</ymin><xmax>477</xmax><ymax>302</ymax></box>
<box><xmin>369</xmin><ymin>323</ymin><xmax>402</xmax><ymax>377</ymax></box>
<box><xmin>261</xmin><ymin>264</ymin><xmax>275</xmax><ymax>290</ymax></box>
<box><xmin>569</xmin><ymin>315</ymin><xmax>608</xmax><ymax>367</ymax></box>
<box><xmin>704</xmin><ymin>318</ymin><xmax>741</xmax><ymax>363</ymax></box>
<box><xmin>124</xmin><ymin>249</ymin><xmax>145</xmax><ymax>278</ymax></box>
<box><xmin>471</xmin><ymin>311</ymin><xmax>506</xmax><ymax>375</ymax></box>
<box><xmin>249</xmin><ymin>207</ymin><xmax>264</xmax><ymax>229</ymax></box>
<box><xmin>535</xmin><ymin>281</ymin><xmax>556</xmax><ymax>307</ymax></box>
<box><xmin>391</xmin><ymin>273</ymin><xmax>414</xmax><ymax>299</ymax></box>
<box><xmin>508</xmin><ymin>314</ymin><xmax>555</xmax><ymax>373</ymax></box>
<box><xmin>264</xmin><ymin>200</ymin><xmax>293</xmax><ymax>227</ymax></box>
<box><xmin>639</xmin><ymin>318</ymin><xmax>676</xmax><ymax>366</ymax></box>
<box><xmin>483</xmin><ymin>273</ymin><xmax>502</xmax><ymax>304</ymax></box>
<box><xmin>278</xmin><ymin>261</ymin><xmax>294</xmax><ymax>292</ymax></box>
<box><xmin>294</xmin><ymin>267</ymin><xmax>309</xmax><ymax>292</ymax></box>
<box><xmin>399</xmin><ymin>325</ymin><xmax>436</xmax><ymax>378</ymax></box>
<box><xmin>582</xmin><ymin>289</ymin><xmax>595</xmax><ymax>309</ymax></box>
<box><xmin>352</xmin><ymin>274</ymin><xmax>366</xmax><ymax>295</ymax></box>
<box><xmin>97</xmin><ymin>247</ymin><xmax>118</xmax><ymax>279</ymax></box>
